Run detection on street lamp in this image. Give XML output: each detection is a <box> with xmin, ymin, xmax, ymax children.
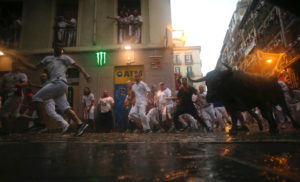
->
<box><xmin>0</xmin><ymin>51</ymin><xmax>4</xmax><ymax>56</ymax></box>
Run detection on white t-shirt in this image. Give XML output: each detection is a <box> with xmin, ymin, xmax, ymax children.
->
<box><xmin>98</xmin><ymin>96</ymin><xmax>114</xmax><ymax>113</ymax></box>
<box><xmin>57</xmin><ymin>21</ymin><xmax>68</xmax><ymax>28</ymax></box>
<box><xmin>82</xmin><ymin>93</ymin><xmax>95</xmax><ymax>108</ymax></box>
<box><xmin>156</xmin><ymin>88</ymin><xmax>172</xmax><ymax>110</ymax></box>
<box><xmin>41</xmin><ymin>55</ymin><xmax>75</xmax><ymax>82</ymax></box>
<box><xmin>133</xmin><ymin>15</ymin><xmax>142</xmax><ymax>24</ymax></box>
<box><xmin>117</xmin><ymin>16</ymin><xmax>128</xmax><ymax>28</ymax></box>
<box><xmin>199</xmin><ymin>92</ymin><xmax>211</xmax><ymax>107</ymax></box>
<box><xmin>132</xmin><ymin>81</ymin><xmax>150</xmax><ymax>105</ymax></box>
<box><xmin>2</xmin><ymin>72</ymin><xmax>28</xmax><ymax>96</ymax></box>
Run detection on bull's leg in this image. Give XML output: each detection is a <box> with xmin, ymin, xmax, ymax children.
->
<box><xmin>237</xmin><ymin>112</ymin><xmax>249</xmax><ymax>132</ymax></box>
<box><xmin>260</xmin><ymin>105</ymin><xmax>279</xmax><ymax>134</ymax></box>
<box><xmin>226</xmin><ymin>109</ymin><xmax>238</xmax><ymax>135</ymax></box>
<box><xmin>281</xmin><ymin>104</ymin><xmax>300</xmax><ymax>129</ymax></box>
<box><xmin>248</xmin><ymin>110</ymin><xmax>263</xmax><ymax>131</ymax></box>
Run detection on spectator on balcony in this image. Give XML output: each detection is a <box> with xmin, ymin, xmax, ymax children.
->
<box><xmin>131</xmin><ymin>9</ymin><xmax>142</xmax><ymax>44</ymax></box>
<box><xmin>107</xmin><ymin>9</ymin><xmax>129</xmax><ymax>43</ymax></box>
<box><xmin>8</xmin><ymin>14</ymin><xmax>21</xmax><ymax>47</ymax></box>
<box><xmin>66</xmin><ymin>15</ymin><xmax>77</xmax><ymax>47</ymax></box>
<box><xmin>56</xmin><ymin>16</ymin><xmax>69</xmax><ymax>44</ymax></box>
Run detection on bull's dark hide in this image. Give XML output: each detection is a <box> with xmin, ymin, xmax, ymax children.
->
<box><xmin>188</xmin><ymin>69</ymin><xmax>299</xmax><ymax>134</ymax></box>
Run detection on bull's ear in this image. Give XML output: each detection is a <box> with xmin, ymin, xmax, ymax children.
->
<box><xmin>222</xmin><ymin>62</ymin><xmax>232</xmax><ymax>71</ymax></box>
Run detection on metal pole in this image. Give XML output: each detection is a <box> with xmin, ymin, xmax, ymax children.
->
<box><xmin>276</xmin><ymin>7</ymin><xmax>287</xmax><ymax>47</ymax></box>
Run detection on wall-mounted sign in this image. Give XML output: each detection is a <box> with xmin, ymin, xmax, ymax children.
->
<box><xmin>96</xmin><ymin>51</ymin><xmax>107</xmax><ymax>66</ymax></box>
<box><xmin>149</xmin><ymin>56</ymin><xmax>162</xmax><ymax>69</ymax></box>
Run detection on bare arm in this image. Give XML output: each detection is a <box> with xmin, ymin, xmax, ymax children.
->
<box><xmin>19</xmin><ymin>59</ymin><xmax>43</xmax><ymax>71</ymax></box>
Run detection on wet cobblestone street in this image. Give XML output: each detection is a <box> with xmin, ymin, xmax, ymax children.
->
<box><xmin>1</xmin><ymin>126</ymin><xmax>300</xmax><ymax>182</ymax></box>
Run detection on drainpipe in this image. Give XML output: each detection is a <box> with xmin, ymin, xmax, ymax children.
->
<box><xmin>276</xmin><ymin>7</ymin><xmax>287</xmax><ymax>48</ymax></box>
<box><xmin>93</xmin><ymin>0</ymin><xmax>97</xmax><ymax>45</ymax></box>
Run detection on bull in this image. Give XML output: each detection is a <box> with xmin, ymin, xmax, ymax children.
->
<box><xmin>188</xmin><ymin>65</ymin><xmax>300</xmax><ymax>135</ymax></box>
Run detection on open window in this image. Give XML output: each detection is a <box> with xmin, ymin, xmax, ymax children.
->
<box><xmin>0</xmin><ymin>1</ymin><xmax>23</xmax><ymax>48</ymax></box>
<box><xmin>54</xmin><ymin>0</ymin><xmax>78</xmax><ymax>47</ymax></box>
<box><xmin>117</xmin><ymin>0</ymin><xmax>141</xmax><ymax>44</ymax></box>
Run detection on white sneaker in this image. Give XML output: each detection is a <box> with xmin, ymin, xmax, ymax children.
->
<box><xmin>61</xmin><ymin>124</ymin><xmax>70</xmax><ymax>134</ymax></box>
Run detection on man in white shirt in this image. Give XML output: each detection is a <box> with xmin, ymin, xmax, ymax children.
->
<box><xmin>128</xmin><ymin>74</ymin><xmax>151</xmax><ymax>133</ymax></box>
<box><xmin>97</xmin><ymin>90</ymin><xmax>114</xmax><ymax>133</ymax></box>
<box><xmin>107</xmin><ymin>10</ymin><xmax>129</xmax><ymax>43</ymax></box>
<box><xmin>196</xmin><ymin>85</ymin><xmax>219</xmax><ymax>130</ymax></box>
<box><xmin>17</xmin><ymin>42</ymin><xmax>91</xmax><ymax>136</ymax></box>
<box><xmin>0</xmin><ymin>62</ymin><xmax>28</xmax><ymax>135</ymax></box>
<box><xmin>132</xmin><ymin>9</ymin><xmax>142</xmax><ymax>43</ymax></box>
<box><xmin>82</xmin><ymin>87</ymin><xmax>95</xmax><ymax>129</ymax></box>
<box><xmin>156</xmin><ymin>82</ymin><xmax>173</xmax><ymax>124</ymax></box>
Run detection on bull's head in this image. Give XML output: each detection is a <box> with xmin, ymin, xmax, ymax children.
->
<box><xmin>187</xmin><ymin>63</ymin><xmax>233</xmax><ymax>103</ymax></box>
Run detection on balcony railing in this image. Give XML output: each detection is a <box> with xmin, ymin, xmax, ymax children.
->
<box><xmin>187</xmin><ymin>72</ymin><xmax>194</xmax><ymax>76</ymax></box>
<box><xmin>54</xmin><ymin>27</ymin><xmax>77</xmax><ymax>47</ymax></box>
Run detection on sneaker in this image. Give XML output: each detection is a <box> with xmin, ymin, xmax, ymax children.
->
<box><xmin>144</xmin><ymin>129</ymin><xmax>152</xmax><ymax>134</ymax></box>
<box><xmin>38</xmin><ymin>127</ymin><xmax>49</xmax><ymax>133</ymax></box>
<box><xmin>61</xmin><ymin>123</ymin><xmax>70</xmax><ymax>134</ymax></box>
<box><xmin>74</xmin><ymin>123</ymin><xmax>88</xmax><ymax>136</ymax></box>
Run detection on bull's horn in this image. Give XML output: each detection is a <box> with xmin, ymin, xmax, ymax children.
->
<box><xmin>187</xmin><ymin>75</ymin><xmax>206</xmax><ymax>82</ymax></box>
<box><xmin>222</xmin><ymin>62</ymin><xmax>232</xmax><ymax>70</ymax></box>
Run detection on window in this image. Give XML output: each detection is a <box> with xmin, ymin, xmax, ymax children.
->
<box><xmin>174</xmin><ymin>55</ymin><xmax>181</xmax><ymax>64</ymax></box>
<box><xmin>175</xmin><ymin>67</ymin><xmax>180</xmax><ymax>73</ymax></box>
<box><xmin>116</xmin><ymin>0</ymin><xmax>141</xmax><ymax>44</ymax></box>
<box><xmin>187</xmin><ymin>66</ymin><xmax>193</xmax><ymax>76</ymax></box>
<box><xmin>54</xmin><ymin>0</ymin><xmax>78</xmax><ymax>47</ymax></box>
<box><xmin>185</xmin><ymin>54</ymin><xmax>193</xmax><ymax>64</ymax></box>
<box><xmin>0</xmin><ymin>2</ymin><xmax>23</xmax><ymax>48</ymax></box>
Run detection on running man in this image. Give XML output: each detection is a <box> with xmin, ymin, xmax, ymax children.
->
<box><xmin>16</xmin><ymin>43</ymin><xmax>92</xmax><ymax>136</ymax></box>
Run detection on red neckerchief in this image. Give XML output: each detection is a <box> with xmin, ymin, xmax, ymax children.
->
<box><xmin>182</xmin><ymin>84</ymin><xmax>189</xmax><ymax>92</ymax></box>
<box><xmin>101</xmin><ymin>95</ymin><xmax>109</xmax><ymax>99</ymax></box>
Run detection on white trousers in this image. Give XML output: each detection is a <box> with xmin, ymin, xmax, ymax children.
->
<box><xmin>129</xmin><ymin>104</ymin><xmax>150</xmax><ymax>131</ymax></box>
<box><xmin>83</xmin><ymin>106</ymin><xmax>95</xmax><ymax>120</ymax></box>
<box><xmin>44</xmin><ymin>99</ymin><xmax>69</xmax><ymax>128</ymax></box>
<box><xmin>0</xmin><ymin>95</ymin><xmax>23</xmax><ymax>118</ymax></box>
<box><xmin>214</xmin><ymin>107</ymin><xmax>227</xmax><ymax>129</ymax></box>
<box><xmin>201</xmin><ymin>105</ymin><xmax>216</xmax><ymax>128</ymax></box>
<box><xmin>161</xmin><ymin>105</ymin><xmax>173</xmax><ymax>122</ymax></box>
<box><xmin>33</xmin><ymin>80</ymin><xmax>70</xmax><ymax>112</ymax></box>
<box><xmin>147</xmin><ymin>107</ymin><xmax>159</xmax><ymax>128</ymax></box>
<box><xmin>178</xmin><ymin>114</ymin><xmax>199</xmax><ymax>129</ymax></box>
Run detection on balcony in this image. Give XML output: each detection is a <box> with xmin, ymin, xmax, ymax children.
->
<box><xmin>54</xmin><ymin>27</ymin><xmax>77</xmax><ymax>47</ymax></box>
<box><xmin>187</xmin><ymin>72</ymin><xmax>194</xmax><ymax>76</ymax></box>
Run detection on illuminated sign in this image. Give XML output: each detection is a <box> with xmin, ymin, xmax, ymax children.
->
<box><xmin>96</xmin><ymin>51</ymin><xmax>107</xmax><ymax>66</ymax></box>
